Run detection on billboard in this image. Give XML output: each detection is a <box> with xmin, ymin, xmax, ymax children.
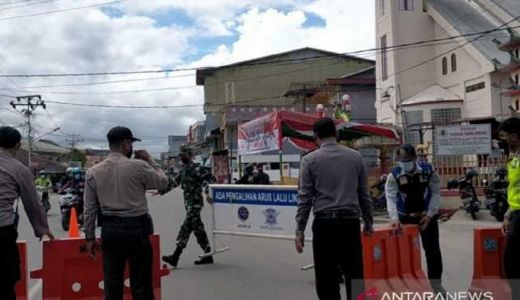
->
<box><xmin>435</xmin><ymin>124</ymin><xmax>492</xmax><ymax>155</ymax></box>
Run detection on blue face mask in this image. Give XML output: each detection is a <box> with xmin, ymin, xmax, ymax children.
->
<box><xmin>399</xmin><ymin>161</ymin><xmax>415</xmax><ymax>173</ymax></box>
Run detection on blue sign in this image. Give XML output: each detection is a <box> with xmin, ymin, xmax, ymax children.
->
<box><xmin>213</xmin><ymin>188</ymin><xmax>298</xmax><ymax>206</ymax></box>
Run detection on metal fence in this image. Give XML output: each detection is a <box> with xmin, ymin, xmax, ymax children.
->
<box><xmin>367</xmin><ymin>155</ymin><xmax>508</xmax><ymax>190</ymax></box>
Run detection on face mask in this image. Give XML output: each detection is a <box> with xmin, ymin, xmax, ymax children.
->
<box><xmin>399</xmin><ymin>161</ymin><xmax>415</xmax><ymax>173</ymax></box>
<box><xmin>181</xmin><ymin>157</ymin><xmax>190</xmax><ymax>165</ymax></box>
<box><xmin>498</xmin><ymin>140</ymin><xmax>510</xmax><ymax>155</ymax></box>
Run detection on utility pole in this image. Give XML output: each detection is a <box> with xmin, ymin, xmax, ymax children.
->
<box><xmin>10</xmin><ymin>95</ymin><xmax>45</xmax><ymax>168</ymax></box>
<box><xmin>66</xmin><ymin>134</ymin><xmax>84</xmax><ymax>162</ymax></box>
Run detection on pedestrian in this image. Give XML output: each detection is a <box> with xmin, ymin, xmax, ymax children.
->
<box><xmin>236</xmin><ymin>163</ymin><xmax>255</xmax><ymax>184</ymax></box>
<box><xmin>295</xmin><ymin>117</ymin><xmax>373</xmax><ymax>300</ymax></box>
<box><xmin>162</xmin><ymin>148</ymin><xmax>216</xmax><ymax>268</ymax></box>
<box><xmin>385</xmin><ymin>144</ymin><xmax>445</xmax><ymax>294</ymax></box>
<box><xmin>499</xmin><ymin>117</ymin><xmax>520</xmax><ymax>299</ymax></box>
<box><xmin>253</xmin><ymin>164</ymin><xmax>270</xmax><ymax>185</ymax></box>
<box><xmin>83</xmin><ymin>126</ymin><xmax>169</xmax><ymax>300</ymax></box>
<box><xmin>0</xmin><ymin>126</ymin><xmax>54</xmax><ymax>300</ymax></box>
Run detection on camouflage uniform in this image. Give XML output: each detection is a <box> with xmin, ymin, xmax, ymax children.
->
<box><xmin>172</xmin><ymin>162</ymin><xmax>215</xmax><ymax>250</ymax></box>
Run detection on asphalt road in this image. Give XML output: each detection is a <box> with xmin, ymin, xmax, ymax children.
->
<box><xmin>16</xmin><ymin>190</ymin><xmax>503</xmax><ymax>299</ymax></box>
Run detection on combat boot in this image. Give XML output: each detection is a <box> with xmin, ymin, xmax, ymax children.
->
<box><xmin>194</xmin><ymin>246</ymin><xmax>214</xmax><ymax>265</ymax></box>
<box><xmin>162</xmin><ymin>247</ymin><xmax>182</xmax><ymax>268</ymax></box>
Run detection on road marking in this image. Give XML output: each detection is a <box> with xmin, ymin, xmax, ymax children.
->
<box><xmin>29</xmin><ymin>281</ymin><xmax>42</xmax><ymax>300</ymax></box>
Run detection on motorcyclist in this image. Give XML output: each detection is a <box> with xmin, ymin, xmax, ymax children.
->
<box><xmin>61</xmin><ymin>167</ymin><xmax>85</xmax><ymax>216</ymax></box>
<box><xmin>35</xmin><ymin>170</ymin><xmax>52</xmax><ymax>212</ymax></box>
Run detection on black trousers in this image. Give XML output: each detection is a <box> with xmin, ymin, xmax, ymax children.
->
<box><xmin>399</xmin><ymin>215</ymin><xmax>443</xmax><ymax>285</ymax></box>
<box><xmin>101</xmin><ymin>216</ymin><xmax>154</xmax><ymax>300</ymax></box>
<box><xmin>504</xmin><ymin>212</ymin><xmax>520</xmax><ymax>299</ymax></box>
<box><xmin>0</xmin><ymin>225</ymin><xmax>20</xmax><ymax>300</ymax></box>
<box><xmin>312</xmin><ymin>218</ymin><xmax>365</xmax><ymax>300</ymax></box>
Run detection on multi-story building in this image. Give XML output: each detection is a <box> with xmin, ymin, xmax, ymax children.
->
<box><xmin>375</xmin><ymin>0</ymin><xmax>519</xmax><ymax>145</ymax></box>
<box><xmin>196</xmin><ymin>47</ymin><xmax>375</xmax><ymax>169</ymax></box>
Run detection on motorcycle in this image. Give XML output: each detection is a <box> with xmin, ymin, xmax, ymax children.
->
<box><xmin>482</xmin><ymin>167</ymin><xmax>509</xmax><ymax>222</ymax></box>
<box><xmin>36</xmin><ymin>186</ymin><xmax>51</xmax><ymax>214</ymax></box>
<box><xmin>370</xmin><ymin>174</ymin><xmax>388</xmax><ymax>214</ymax></box>
<box><xmin>59</xmin><ymin>188</ymin><xmax>83</xmax><ymax>231</ymax></box>
<box><xmin>447</xmin><ymin>169</ymin><xmax>481</xmax><ymax>220</ymax></box>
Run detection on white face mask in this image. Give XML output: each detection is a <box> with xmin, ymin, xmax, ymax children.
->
<box><xmin>399</xmin><ymin>161</ymin><xmax>415</xmax><ymax>173</ymax></box>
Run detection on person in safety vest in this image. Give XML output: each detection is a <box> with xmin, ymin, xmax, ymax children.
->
<box><xmin>385</xmin><ymin>144</ymin><xmax>445</xmax><ymax>295</ymax></box>
<box><xmin>499</xmin><ymin>117</ymin><xmax>520</xmax><ymax>299</ymax></box>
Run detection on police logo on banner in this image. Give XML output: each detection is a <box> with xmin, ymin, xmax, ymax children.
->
<box><xmin>263</xmin><ymin>208</ymin><xmax>279</xmax><ymax>225</ymax></box>
<box><xmin>260</xmin><ymin>208</ymin><xmax>283</xmax><ymax>231</ymax></box>
<box><xmin>238</xmin><ymin>206</ymin><xmax>249</xmax><ymax>222</ymax></box>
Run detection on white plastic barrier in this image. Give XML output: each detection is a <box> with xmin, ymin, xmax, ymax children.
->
<box><xmin>208</xmin><ymin>184</ymin><xmax>313</xmax><ymax>241</ymax></box>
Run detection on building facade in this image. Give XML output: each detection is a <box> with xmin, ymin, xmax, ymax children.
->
<box><xmin>375</xmin><ymin>0</ymin><xmax>520</xmax><ymax>146</ymax></box>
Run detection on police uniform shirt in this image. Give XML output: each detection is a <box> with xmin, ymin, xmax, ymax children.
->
<box><xmin>83</xmin><ymin>152</ymin><xmax>169</xmax><ymax>240</ymax></box>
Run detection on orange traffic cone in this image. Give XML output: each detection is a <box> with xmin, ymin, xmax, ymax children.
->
<box><xmin>68</xmin><ymin>207</ymin><xmax>80</xmax><ymax>238</ymax></box>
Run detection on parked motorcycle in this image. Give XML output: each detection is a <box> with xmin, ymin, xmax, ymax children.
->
<box><xmin>36</xmin><ymin>186</ymin><xmax>51</xmax><ymax>214</ymax></box>
<box><xmin>370</xmin><ymin>174</ymin><xmax>388</xmax><ymax>214</ymax></box>
<box><xmin>447</xmin><ymin>169</ymin><xmax>481</xmax><ymax>220</ymax></box>
<box><xmin>59</xmin><ymin>188</ymin><xmax>83</xmax><ymax>231</ymax></box>
<box><xmin>483</xmin><ymin>167</ymin><xmax>509</xmax><ymax>222</ymax></box>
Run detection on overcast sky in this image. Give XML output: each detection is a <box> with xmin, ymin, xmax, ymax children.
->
<box><xmin>0</xmin><ymin>0</ymin><xmax>375</xmax><ymax>156</ymax></box>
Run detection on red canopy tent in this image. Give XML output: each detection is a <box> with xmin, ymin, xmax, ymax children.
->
<box><xmin>238</xmin><ymin>110</ymin><xmax>400</xmax><ymax>155</ymax></box>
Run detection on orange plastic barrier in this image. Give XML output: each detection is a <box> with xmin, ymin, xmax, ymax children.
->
<box><xmin>30</xmin><ymin>234</ymin><xmax>170</xmax><ymax>300</ymax></box>
<box><xmin>362</xmin><ymin>226</ymin><xmax>432</xmax><ymax>298</ymax></box>
<box><xmin>468</xmin><ymin>228</ymin><xmax>511</xmax><ymax>300</ymax></box>
<box><xmin>15</xmin><ymin>241</ymin><xmax>28</xmax><ymax>300</ymax></box>
<box><xmin>397</xmin><ymin>226</ymin><xmax>432</xmax><ymax>292</ymax></box>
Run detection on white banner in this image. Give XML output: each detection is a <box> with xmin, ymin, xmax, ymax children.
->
<box><xmin>435</xmin><ymin>124</ymin><xmax>492</xmax><ymax>155</ymax></box>
<box><xmin>209</xmin><ymin>184</ymin><xmax>313</xmax><ymax>239</ymax></box>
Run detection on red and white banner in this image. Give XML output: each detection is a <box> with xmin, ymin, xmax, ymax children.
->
<box><xmin>238</xmin><ymin>110</ymin><xmax>400</xmax><ymax>155</ymax></box>
<box><xmin>238</xmin><ymin>112</ymin><xmax>281</xmax><ymax>155</ymax></box>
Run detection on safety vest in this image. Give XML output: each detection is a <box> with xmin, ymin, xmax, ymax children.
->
<box><xmin>508</xmin><ymin>155</ymin><xmax>520</xmax><ymax>211</ymax></box>
<box><xmin>391</xmin><ymin>162</ymin><xmax>433</xmax><ymax>216</ymax></box>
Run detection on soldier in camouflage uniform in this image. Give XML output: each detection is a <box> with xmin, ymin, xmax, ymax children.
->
<box><xmin>162</xmin><ymin>148</ymin><xmax>216</xmax><ymax>268</ymax></box>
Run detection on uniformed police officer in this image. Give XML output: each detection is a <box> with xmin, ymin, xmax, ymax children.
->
<box><xmin>0</xmin><ymin>126</ymin><xmax>54</xmax><ymax>300</ymax></box>
<box><xmin>499</xmin><ymin>117</ymin><xmax>520</xmax><ymax>299</ymax></box>
<box><xmin>295</xmin><ymin>118</ymin><xmax>373</xmax><ymax>300</ymax></box>
<box><xmin>385</xmin><ymin>144</ymin><xmax>445</xmax><ymax>294</ymax></box>
<box><xmin>162</xmin><ymin>148</ymin><xmax>216</xmax><ymax>268</ymax></box>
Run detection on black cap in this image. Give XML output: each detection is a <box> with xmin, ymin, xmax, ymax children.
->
<box><xmin>106</xmin><ymin>126</ymin><xmax>141</xmax><ymax>144</ymax></box>
<box><xmin>397</xmin><ymin>144</ymin><xmax>416</xmax><ymax>161</ymax></box>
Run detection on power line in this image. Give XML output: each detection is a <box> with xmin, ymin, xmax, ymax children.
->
<box><xmin>0</xmin><ymin>0</ymin><xmax>59</xmax><ymax>12</ymax></box>
<box><xmin>0</xmin><ymin>26</ymin><xmax>518</xmax><ymax>79</ymax></box>
<box><xmin>6</xmin><ymin>85</ymin><xmax>197</xmax><ymax>95</ymax></box>
<box><xmin>44</xmin><ymin>100</ymin><xmax>204</xmax><ymax>109</ymax></box>
<box><xmin>0</xmin><ymin>0</ymin><xmax>132</xmax><ymax>22</ymax></box>
<box><xmin>383</xmin><ymin>14</ymin><xmax>520</xmax><ymax>81</ymax></box>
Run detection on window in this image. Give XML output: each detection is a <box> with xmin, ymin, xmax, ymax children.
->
<box><xmin>515</xmin><ymin>48</ymin><xmax>519</xmax><ymax>59</ymax></box>
<box><xmin>399</xmin><ymin>0</ymin><xmax>414</xmax><ymax>11</ymax></box>
<box><xmin>380</xmin><ymin>0</ymin><xmax>385</xmax><ymax>16</ymax></box>
<box><xmin>442</xmin><ymin>57</ymin><xmax>448</xmax><ymax>75</ymax></box>
<box><xmin>451</xmin><ymin>53</ymin><xmax>457</xmax><ymax>72</ymax></box>
<box><xmin>431</xmin><ymin>108</ymin><xmax>461</xmax><ymax>124</ymax></box>
<box><xmin>516</xmin><ymin>74</ymin><xmax>519</xmax><ymax>85</ymax></box>
<box><xmin>381</xmin><ymin>35</ymin><xmax>388</xmax><ymax>81</ymax></box>
<box><xmin>516</xmin><ymin>100</ymin><xmax>519</xmax><ymax>111</ymax></box>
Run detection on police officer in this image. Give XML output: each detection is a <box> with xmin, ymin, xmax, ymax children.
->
<box><xmin>83</xmin><ymin>126</ymin><xmax>170</xmax><ymax>300</ymax></box>
<box><xmin>295</xmin><ymin>118</ymin><xmax>373</xmax><ymax>300</ymax></box>
<box><xmin>499</xmin><ymin>117</ymin><xmax>520</xmax><ymax>299</ymax></box>
<box><xmin>385</xmin><ymin>144</ymin><xmax>445</xmax><ymax>294</ymax></box>
<box><xmin>162</xmin><ymin>148</ymin><xmax>216</xmax><ymax>268</ymax></box>
<box><xmin>0</xmin><ymin>126</ymin><xmax>54</xmax><ymax>300</ymax></box>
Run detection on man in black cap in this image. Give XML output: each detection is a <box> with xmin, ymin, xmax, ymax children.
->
<box><xmin>295</xmin><ymin>118</ymin><xmax>373</xmax><ymax>300</ymax></box>
<box><xmin>385</xmin><ymin>144</ymin><xmax>445</xmax><ymax>294</ymax></box>
<box><xmin>83</xmin><ymin>126</ymin><xmax>169</xmax><ymax>300</ymax></box>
